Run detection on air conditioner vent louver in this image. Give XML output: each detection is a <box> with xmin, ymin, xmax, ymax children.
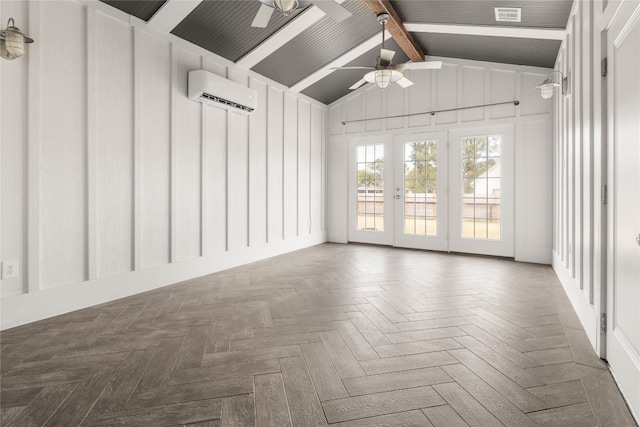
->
<box><xmin>494</xmin><ymin>7</ymin><xmax>521</xmax><ymax>22</ymax></box>
<box><xmin>199</xmin><ymin>93</ymin><xmax>255</xmax><ymax>113</ymax></box>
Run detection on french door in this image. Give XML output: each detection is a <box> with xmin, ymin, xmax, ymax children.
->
<box><xmin>348</xmin><ymin>127</ymin><xmax>514</xmax><ymax>258</ymax></box>
<box><xmin>393</xmin><ymin>132</ymin><xmax>449</xmax><ymax>251</ymax></box>
<box><xmin>449</xmin><ymin>126</ymin><xmax>515</xmax><ymax>257</ymax></box>
<box><xmin>606</xmin><ymin>1</ymin><xmax>640</xmax><ymax>416</ymax></box>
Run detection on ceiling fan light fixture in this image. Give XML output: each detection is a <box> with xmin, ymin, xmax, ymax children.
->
<box><xmin>273</xmin><ymin>0</ymin><xmax>299</xmax><ymax>15</ymax></box>
<box><xmin>375</xmin><ymin>69</ymin><xmax>392</xmax><ymax>89</ymax></box>
<box><xmin>366</xmin><ymin>69</ymin><xmax>402</xmax><ymax>90</ymax></box>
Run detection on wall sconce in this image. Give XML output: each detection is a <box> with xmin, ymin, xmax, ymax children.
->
<box><xmin>535</xmin><ymin>70</ymin><xmax>567</xmax><ymax>99</ymax></box>
<box><xmin>0</xmin><ymin>18</ymin><xmax>34</xmax><ymax>60</ymax></box>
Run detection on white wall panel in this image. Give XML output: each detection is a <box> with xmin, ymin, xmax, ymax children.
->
<box><xmin>0</xmin><ymin>0</ymin><xmax>28</xmax><ymax>297</ymax></box>
<box><xmin>283</xmin><ymin>93</ymin><xmax>298</xmax><ymax>239</ymax></box>
<box><xmin>329</xmin><ymin>104</ymin><xmax>344</xmax><ymax>136</ymax></box>
<box><xmin>385</xmin><ymin>84</ymin><xmax>405</xmax><ymax>130</ymax></box>
<box><xmin>40</xmin><ymin>1</ymin><xmax>87</xmax><ymax>288</ymax></box>
<box><xmin>311</xmin><ymin>105</ymin><xmax>323</xmax><ymax>233</ymax></box>
<box><xmin>550</xmin><ymin>0</ymin><xmax>610</xmax><ymax>358</ymax></box>
<box><xmin>408</xmin><ymin>70</ymin><xmax>432</xmax><ymax>128</ymax></box>
<box><xmin>298</xmin><ymin>100</ymin><xmax>311</xmax><ymax>236</ymax></box>
<box><xmin>436</xmin><ymin>64</ymin><xmax>458</xmax><ymax>124</ymax></box>
<box><xmin>517</xmin><ymin>120</ymin><xmax>553</xmax><ymax>263</ymax></box>
<box><xmin>344</xmin><ymin>94</ymin><xmax>363</xmax><ymax>134</ymax></box>
<box><xmin>489</xmin><ymin>69</ymin><xmax>516</xmax><ymax>119</ymax></box>
<box><xmin>175</xmin><ymin>47</ymin><xmax>202</xmax><ymax>259</ymax></box>
<box><xmin>95</xmin><ymin>12</ymin><xmax>134</xmax><ymax>277</ymax></box>
<box><xmin>365</xmin><ymin>87</ymin><xmax>383</xmax><ymax>132</ymax></box>
<box><xmin>228</xmin><ymin>110</ymin><xmax>249</xmax><ymax>250</ymax></box>
<box><xmin>250</xmin><ymin>78</ymin><xmax>268</xmax><ymax>246</ymax></box>
<box><xmin>203</xmin><ymin>102</ymin><xmax>228</xmax><ymax>254</ymax></box>
<box><xmin>267</xmin><ymin>87</ymin><xmax>284</xmax><ymax>242</ymax></box>
<box><xmin>140</xmin><ymin>31</ymin><xmax>171</xmax><ymax>268</ymax></box>
<box><xmin>328</xmin><ymin>137</ymin><xmax>348</xmax><ymax>242</ymax></box>
<box><xmin>461</xmin><ymin>66</ymin><xmax>485</xmax><ymax>122</ymax></box>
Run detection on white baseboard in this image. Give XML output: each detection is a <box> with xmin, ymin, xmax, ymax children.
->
<box><xmin>327</xmin><ymin>230</ymin><xmax>348</xmax><ymax>244</ymax></box>
<box><xmin>552</xmin><ymin>251</ymin><xmax>598</xmax><ymax>349</ymax></box>
<box><xmin>1</xmin><ymin>233</ymin><xmax>326</xmax><ymax>330</ymax></box>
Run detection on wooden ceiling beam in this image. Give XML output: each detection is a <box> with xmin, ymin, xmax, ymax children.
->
<box><xmin>363</xmin><ymin>0</ymin><xmax>425</xmax><ymax>62</ymax></box>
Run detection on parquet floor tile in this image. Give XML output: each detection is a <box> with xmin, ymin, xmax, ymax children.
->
<box><xmin>1</xmin><ymin>243</ymin><xmax>637</xmax><ymax>426</ymax></box>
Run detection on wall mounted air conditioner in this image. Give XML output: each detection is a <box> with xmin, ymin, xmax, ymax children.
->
<box><xmin>188</xmin><ymin>70</ymin><xmax>257</xmax><ymax>114</ymax></box>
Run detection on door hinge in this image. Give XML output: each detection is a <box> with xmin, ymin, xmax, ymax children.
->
<box><xmin>447</xmin><ymin>142</ymin><xmax>450</xmax><ymax>149</ymax></box>
<box><xmin>447</xmin><ymin>233</ymin><xmax>450</xmax><ymax>241</ymax></box>
<box><xmin>601</xmin><ymin>58</ymin><xmax>608</xmax><ymax>77</ymax></box>
<box><xmin>602</xmin><ymin>185</ymin><xmax>608</xmax><ymax>204</ymax></box>
<box><xmin>600</xmin><ymin>313</ymin><xmax>607</xmax><ymax>334</ymax></box>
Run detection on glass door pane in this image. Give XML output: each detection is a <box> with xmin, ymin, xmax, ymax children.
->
<box><xmin>394</xmin><ymin>132</ymin><xmax>448</xmax><ymax>252</ymax></box>
<box><xmin>403</xmin><ymin>141</ymin><xmax>438</xmax><ymax>236</ymax></box>
<box><xmin>461</xmin><ymin>135</ymin><xmax>501</xmax><ymax>240</ymax></box>
<box><xmin>348</xmin><ymin>137</ymin><xmax>393</xmax><ymax>246</ymax></box>
<box><xmin>356</xmin><ymin>144</ymin><xmax>385</xmax><ymax>232</ymax></box>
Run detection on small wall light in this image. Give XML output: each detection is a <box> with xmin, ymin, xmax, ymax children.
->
<box><xmin>0</xmin><ymin>18</ymin><xmax>34</xmax><ymax>60</ymax></box>
<box><xmin>535</xmin><ymin>70</ymin><xmax>567</xmax><ymax>99</ymax></box>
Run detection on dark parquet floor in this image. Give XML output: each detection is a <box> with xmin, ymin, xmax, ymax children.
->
<box><xmin>1</xmin><ymin>243</ymin><xmax>637</xmax><ymax>426</ymax></box>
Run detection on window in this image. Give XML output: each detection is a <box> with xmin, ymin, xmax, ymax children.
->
<box><xmin>403</xmin><ymin>140</ymin><xmax>438</xmax><ymax>236</ymax></box>
<box><xmin>461</xmin><ymin>135</ymin><xmax>501</xmax><ymax>240</ymax></box>
<box><xmin>356</xmin><ymin>144</ymin><xmax>384</xmax><ymax>231</ymax></box>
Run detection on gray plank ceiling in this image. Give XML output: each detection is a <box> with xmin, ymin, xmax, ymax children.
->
<box><xmin>99</xmin><ymin>0</ymin><xmax>573</xmax><ymax>105</ymax></box>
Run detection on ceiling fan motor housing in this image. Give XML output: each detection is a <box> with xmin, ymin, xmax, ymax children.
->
<box><xmin>377</xmin><ymin>13</ymin><xmax>389</xmax><ymax>25</ymax></box>
<box><xmin>260</xmin><ymin>0</ymin><xmax>313</xmax><ymax>12</ymax></box>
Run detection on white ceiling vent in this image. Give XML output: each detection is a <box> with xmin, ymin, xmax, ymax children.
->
<box><xmin>494</xmin><ymin>7</ymin><xmax>522</xmax><ymax>22</ymax></box>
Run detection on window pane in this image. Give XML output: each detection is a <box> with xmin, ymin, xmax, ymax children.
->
<box><xmin>404</xmin><ymin>140</ymin><xmax>437</xmax><ymax>236</ymax></box>
<box><xmin>357</xmin><ymin>144</ymin><xmax>384</xmax><ymax>232</ymax></box>
<box><xmin>461</xmin><ymin>134</ymin><xmax>501</xmax><ymax>241</ymax></box>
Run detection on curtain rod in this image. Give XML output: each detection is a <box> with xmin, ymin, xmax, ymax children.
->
<box><xmin>341</xmin><ymin>100</ymin><xmax>520</xmax><ymax>125</ymax></box>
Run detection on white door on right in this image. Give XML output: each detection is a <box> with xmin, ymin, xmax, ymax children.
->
<box><xmin>449</xmin><ymin>126</ymin><xmax>515</xmax><ymax>257</ymax></box>
<box><xmin>607</xmin><ymin>1</ymin><xmax>640</xmax><ymax>417</ymax></box>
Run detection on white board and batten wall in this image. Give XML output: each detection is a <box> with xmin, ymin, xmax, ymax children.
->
<box><xmin>327</xmin><ymin>57</ymin><xmax>554</xmax><ymax>265</ymax></box>
<box><xmin>0</xmin><ymin>0</ymin><xmax>326</xmax><ymax>329</ymax></box>
<box><xmin>552</xmin><ymin>0</ymin><xmax>639</xmax><ymax>419</ymax></box>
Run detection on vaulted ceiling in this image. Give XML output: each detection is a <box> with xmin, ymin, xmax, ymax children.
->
<box><xmin>101</xmin><ymin>0</ymin><xmax>573</xmax><ymax>105</ymax></box>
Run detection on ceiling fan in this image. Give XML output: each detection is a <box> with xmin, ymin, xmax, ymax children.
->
<box><xmin>251</xmin><ymin>0</ymin><xmax>352</xmax><ymax>28</ymax></box>
<box><xmin>332</xmin><ymin>13</ymin><xmax>442</xmax><ymax>90</ymax></box>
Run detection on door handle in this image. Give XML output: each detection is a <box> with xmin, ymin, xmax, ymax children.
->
<box><xmin>395</xmin><ymin>195</ymin><xmax>401</xmax><ymax>199</ymax></box>
<box><xmin>636</xmin><ymin>233</ymin><xmax>640</xmax><ymax>246</ymax></box>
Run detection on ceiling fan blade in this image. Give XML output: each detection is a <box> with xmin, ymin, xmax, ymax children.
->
<box><xmin>349</xmin><ymin>78</ymin><xmax>368</xmax><ymax>90</ymax></box>
<box><xmin>397</xmin><ymin>77</ymin><xmax>414</xmax><ymax>88</ymax></box>
<box><xmin>395</xmin><ymin>61</ymin><xmax>443</xmax><ymax>71</ymax></box>
<box><xmin>314</xmin><ymin>0</ymin><xmax>352</xmax><ymax>23</ymax></box>
<box><xmin>331</xmin><ymin>66</ymin><xmax>375</xmax><ymax>70</ymax></box>
<box><xmin>380</xmin><ymin>48</ymin><xmax>395</xmax><ymax>64</ymax></box>
<box><xmin>251</xmin><ymin>3</ymin><xmax>274</xmax><ymax>28</ymax></box>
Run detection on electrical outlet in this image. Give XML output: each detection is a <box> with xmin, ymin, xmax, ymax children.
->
<box><xmin>2</xmin><ymin>260</ymin><xmax>19</xmax><ymax>279</ymax></box>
